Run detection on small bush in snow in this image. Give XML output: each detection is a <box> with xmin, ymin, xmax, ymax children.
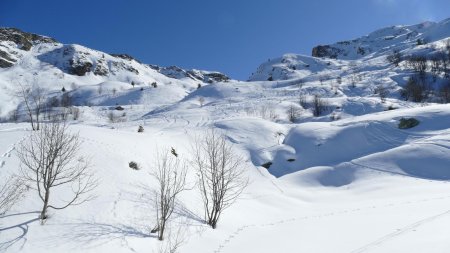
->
<box><xmin>398</xmin><ymin>118</ymin><xmax>420</xmax><ymax>129</ymax></box>
<box><xmin>129</xmin><ymin>161</ymin><xmax>140</xmax><ymax>170</ymax></box>
<box><xmin>287</xmin><ymin>105</ymin><xmax>301</xmax><ymax>122</ymax></box>
<box><xmin>387</xmin><ymin>105</ymin><xmax>396</xmax><ymax>111</ymax></box>
<box><xmin>387</xmin><ymin>50</ymin><xmax>402</xmax><ymax>66</ymax></box>
<box><xmin>312</xmin><ymin>95</ymin><xmax>327</xmax><ymax>117</ymax></box>
<box><xmin>108</xmin><ymin>111</ymin><xmax>117</xmax><ymax>123</ymax></box>
<box><xmin>299</xmin><ymin>94</ymin><xmax>308</xmax><ymax>109</ymax></box>
<box><xmin>374</xmin><ymin>85</ymin><xmax>389</xmax><ymax>103</ymax></box>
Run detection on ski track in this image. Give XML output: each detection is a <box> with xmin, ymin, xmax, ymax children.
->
<box><xmin>213</xmin><ymin>195</ymin><xmax>450</xmax><ymax>253</ymax></box>
<box><xmin>348</xmin><ymin>209</ymin><xmax>450</xmax><ymax>253</ymax></box>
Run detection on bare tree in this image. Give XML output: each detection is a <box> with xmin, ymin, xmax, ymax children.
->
<box><xmin>349</xmin><ymin>74</ymin><xmax>357</xmax><ymax>88</ymax></box>
<box><xmin>402</xmin><ymin>75</ymin><xmax>429</xmax><ymax>102</ymax></box>
<box><xmin>16</xmin><ymin>120</ymin><xmax>97</xmax><ymax>222</ymax></box>
<box><xmin>375</xmin><ymin>85</ymin><xmax>389</xmax><ymax>103</ymax></box>
<box><xmin>8</xmin><ymin>107</ymin><xmax>19</xmax><ymax>123</ymax></box>
<box><xmin>406</xmin><ymin>56</ymin><xmax>428</xmax><ymax>75</ymax></box>
<box><xmin>0</xmin><ymin>176</ymin><xmax>27</xmax><ymax>215</ymax></box>
<box><xmin>16</xmin><ymin>83</ymin><xmax>46</xmax><ymax>131</ymax></box>
<box><xmin>287</xmin><ymin>105</ymin><xmax>301</xmax><ymax>122</ymax></box>
<box><xmin>191</xmin><ymin>129</ymin><xmax>248</xmax><ymax>229</ymax></box>
<box><xmin>430</xmin><ymin>56</ymin><xmax>441</xmax><ymax>81</ymax></box>
<box><xmin>151</xmin><ymin>149</ymin><xmax>187</xmax><ymax>241</ymax></box>
<box><xmin>439</xmin><ymin>79</ymin><xmax>450</xmax><ymax>103</ymax></box>
<box><xmin>312</xmin><ymin>95</ymin><xmax>327</xmax><ymax>117</ymax></box>
<box><xmin>387</xmin><ymin>50</ymin><xmax>402</xmax><ymax>66</ymax></box>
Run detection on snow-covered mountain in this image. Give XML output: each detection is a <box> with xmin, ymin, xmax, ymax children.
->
<box><xmin>311</xmin><ymin>18</ymin><xmax>450</xmax><ymax>60</ymax></box>
<box><xmin>0</xmin><ymin>28</ymin><xmax>230</xmax><ymax>117</ymax></box>
<box><xmin>1</xmin><ymin>18</ymin><xmax>450</xmax><ymax>253</ymax></box>
<box><xmin>250</xmin><ymin>18</ymin><xmax>450</xmax><ymax>82</ymax></box>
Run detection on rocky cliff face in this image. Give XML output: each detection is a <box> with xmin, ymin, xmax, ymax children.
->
<box><xmin>0</xmin><ymin>27</ymin><xmax>56</xmax><ymax>50</ymax></box>
<box><xmin>150</xmin><ymin>65</ymin><xmax>230</xmax><ymax>83</ymax></box>
<box><xmin>0</xmin><ymin>28</ymin><xmax>57</xmax><ymax>68</ymax></box>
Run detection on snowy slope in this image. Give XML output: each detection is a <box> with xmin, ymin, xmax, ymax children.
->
<box><xmin>1</xmin><ymin>18</ymin><xmax>450</xmax><ymax>253</ymax></box>
<box><xmin>311</xmin><ymin>18</ymin><xmax>450</xmax><ymax>60</ymax></box>
<box><xmin>0</xmin><ymin>28</ymin><xmax>230</xmax><ymax>118</ymax></box>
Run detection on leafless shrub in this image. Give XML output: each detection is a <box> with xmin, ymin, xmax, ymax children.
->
<box><xmin>402</xmin><ymin>75</ymin><xmax>430</xmax><ymax>102</ymax></box>
<box><xmin>287</xmin><ymin>105</ymin><xmax>301</xmax><ymax>122</ymax></box>
<box><xmin>312</xmin><ymin>95</ymin><xmax>328</xmax><ymax>117</ymax></box>
<box><xmin>16</xmin><ymin>83</ymin><xmax>46</xmax><ymax>130</ymax></box>
<box><xmin>439</xmin><ymin>80</ymin><xmax>450</xmax><ymax>103</ymax></box>
<box><xmin>375</xmin><ymin>85</ymin><xmax>389</xmax><ymax>103</ymax></box>
<box><xmin>259</xmin><ymin>104</ymin><xmax>278</xmax><ymax>121</ymax></box>
<box><xmin>430</xmin><ymin>56</ymin><xmax>441</xmax><ymax>81</ymax></box>
<box><xmin>157</xmin><ymin>225</ymin><xmax>187</xmax><ymax>253</ymax></box>
<box><xmin>191</xmin><ymin>129</ymin><xmax>248</xmax><ymax>229</ymax></box>
<box><xmin>17</xmin><ymin>120</ymin><xmax>97</xmax><ymax>222</ymax></box>
<box><xmin>299</xmin><ymin>94</ymin><xmax>308</xmax><ymax>109</ymax></box>
<box><xmin>0</xmin><ymin>176</ymin><xmax>27</xmax><ymax>214</ymax></box>
<box><xmin>349</xmin><ymin>74</ymin><xmax>357</xmax><ymax>88</ymax></box>
<box><xmin>108</xmin><ymin>111</ymin><xmax>118</xmax><ymax>123</ymax></box>
<box><xmin>8</xmin><ymin>107</ymin><xmax>20</xmax><ymax>123</ymax></box>
<box><xmin>406</xmin><ymin>56</ymin><xmax>428</xmax><ymax>75</ymax></box>
<box><xmin>387</xmin><ymin>50</ymin><xmax>402</xmax><ymax>66</ymax></box>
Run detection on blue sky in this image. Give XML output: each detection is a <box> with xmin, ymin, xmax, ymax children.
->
<box><xmin>1</xmin><ymin>0</ymin><xmax>449</xmax><ymax>80</ymax></box>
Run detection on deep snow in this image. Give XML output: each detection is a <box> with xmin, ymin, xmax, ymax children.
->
<box><xmin>1</xmin><ymin>18</ymin><xmax>450</xmax><ymax>253</ymax></box>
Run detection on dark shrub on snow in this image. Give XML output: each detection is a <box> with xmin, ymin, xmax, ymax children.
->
<box><xmin>398</xmin><ymin>118</ymin><xmax>420</xmax><ymax>129</ymax></box>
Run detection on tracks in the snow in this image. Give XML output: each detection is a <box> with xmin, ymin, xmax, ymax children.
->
<box><xmin>213</xmin><ymin>195</ymin><xmax>450</xmax><ymax>253</ymax></box>
<box><xmin>349</xmin><ymin>209</ymin><xmax>450</xmax><ymax>253</ymax></box>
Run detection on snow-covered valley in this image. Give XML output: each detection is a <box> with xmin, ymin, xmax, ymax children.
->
<box><xmin>1</xmin><ymin>18</ymin><xmax>450</xmax><ymax>253</ymax></box>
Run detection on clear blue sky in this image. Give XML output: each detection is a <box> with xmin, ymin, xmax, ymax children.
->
<box><xmin>1</xmin><ymin>0</ymin><xmax>449</xmax><ymax>80</ymax></box>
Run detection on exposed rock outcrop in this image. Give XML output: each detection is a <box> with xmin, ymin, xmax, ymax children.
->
<box><xmin>0</xmin><ymin>27</ymin><xmax>56</xmax><ymax>51</ymax></box>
